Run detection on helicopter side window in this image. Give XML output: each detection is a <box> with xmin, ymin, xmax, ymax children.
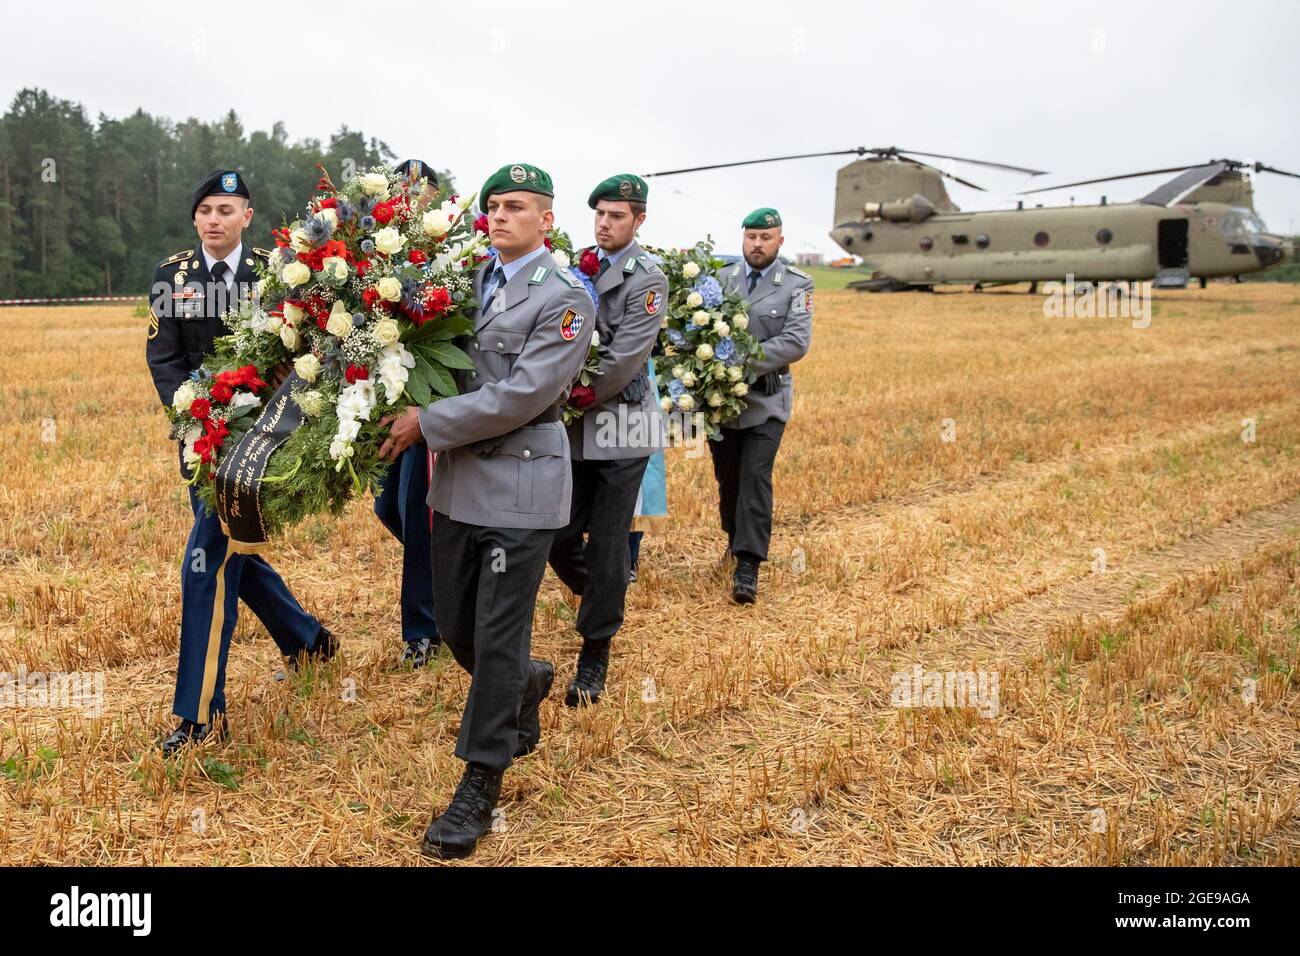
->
<box><xmin>952</xmin><ymin>234</ymin><xmax>969</xmax><ymax>245</ymax></box>
<box><xmin>919</xmin><ymin>237</ymin><xmax>934</xmax><ymax>252</ymax></box>
<box><xmin>1096</xmin><ymin>228</ymin><xmax>1113</xmax><ymax>245</ymax></box>
<box><xmin>1034</xmin><ymin>231</ymin><xmax>1050</xmax><ymax>248</ymax></box>
<box><xmin>975</xmin><ymin>234</ymin><xmax>990</xmax><ymax>249</ymax></box>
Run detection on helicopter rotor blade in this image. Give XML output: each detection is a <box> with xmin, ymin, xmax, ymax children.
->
<box><xmin>895</xmin><ymin>149</ymin><xmax>1048</xmax><ymax>177</ymax></box>
<box><xmin>1139</xmin><ymin>162</ymin><xmax>1229</xmax><ymax>206</ymax></box>
<box><xmin>644</xmin><ymin>150</ymin><xmax>864</xmax><ymax>177</ymax></box>
<box><xmin>1018</xmin><ymin>166</ymin><xmax>1197</xmax><ymax>194</ymax></box>
<box><xmin>1256</xmin><ymin>163</ymin><xmax>1300</xmax><ymax>181</ymax></box>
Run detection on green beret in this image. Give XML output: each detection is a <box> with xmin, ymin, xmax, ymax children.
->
<box><xmin>742</xmin><ymin>207</ymin><xmax>782</xmax><ymax>229</ymax></box>
<box><xmin>588</xmin><ymin>173</ymin><xmax>648</xmax><ymax>208</ymax></box>
<box><xmin>479</xmin><ymin>163</ymin><xmax>553</xmax><ymax>208</ymax></box>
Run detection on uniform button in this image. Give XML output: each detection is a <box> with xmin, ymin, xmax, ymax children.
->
<box><xmin>473</xmin><ymin>342</ymin><xmax>480</xmax><ymax>350</ymax></box>
<box><xmin>470</xmin><ymin>371</ymin><xmax>477</xmax><ymax>379</ymax></box>
<box><xmin>523</xmin><ymin>449</ymin><xmax>531</xmax><ymax>459</ymax></box>
<box><xmin>496</xmin><ymin>341</ymin><xmax>505</xmax><ymax>351</ymax></box>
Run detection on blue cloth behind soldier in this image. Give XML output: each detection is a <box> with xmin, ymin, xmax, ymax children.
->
<box><xmin>373</xmin><ymin>444</ymin><xmax>439</xmax><ymax>646</ymax></box>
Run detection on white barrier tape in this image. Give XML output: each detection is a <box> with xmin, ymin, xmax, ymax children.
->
<box><xmin>0</xmin><ymin>295</ymin><xmax>146</xmax><ymax>306</ymax></box>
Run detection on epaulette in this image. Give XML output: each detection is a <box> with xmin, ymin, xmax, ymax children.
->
<box><xmin>252</xmin><ymin>247</ymin><xmax>273</xmax><ymax>259</ymax></box>
<box><xmin>787</xmin><ymin>265</ymin><xmax>811</xmax><ymax>280</ymax></box>
<box><xmin>637</xmin><ymin>253</ymin><xmax>662</xmax><ymax>274</ymax></box>
<box><xmin>557</xmin><ymin>267</ymin><xmax>585</xmax><ymax>289</ymax></box>
<box><xmin>159</xmin><ymin>249</ymin><xmax>193</xmax><ymax>268</ymax></box>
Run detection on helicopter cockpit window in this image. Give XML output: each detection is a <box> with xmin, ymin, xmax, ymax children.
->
<box><xmin>1034</xmin><ymin>231</ymin><xmax>1050</xmax><ymax>248</ymax></box>
<box><xmin>975</xmin><ymin>234</ymin><xmax>990</xmax><ymax>249</ymax></box>
<box><xmin>1220</xmin><ymin>209</ymin><xmax>1267</xmax><ymax>239</ymax></box>
<box><xmin>919</xmin><ymin>237</ymin><xmax>934</xmax><ymax>252</ymax></box>
<box><xmin>1096</xmin><ymin>228</ymin><xmax>1113</xmax><ymax>245</ymax></box>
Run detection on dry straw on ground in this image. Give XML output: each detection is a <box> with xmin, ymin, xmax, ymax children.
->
<box><xmin>0</xmin><ymin>283</ymin><xmax>1297</xmax><ymax>865</ymax></box>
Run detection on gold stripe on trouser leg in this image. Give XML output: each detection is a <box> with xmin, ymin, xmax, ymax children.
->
<box><xmin>196</xmin><ymin>550</ymin><xmax>232</xmax><ymax>724</ymax></box>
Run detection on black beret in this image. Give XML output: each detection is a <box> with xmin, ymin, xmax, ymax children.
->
<box><xmin>394</xmin><ymin>158</ymin><xmax>438</xmax><ymax>187</ymax></box>
<box><xmin>191</xmin><ymin>169</ymin><xmax>250</xmax><ymax>219</ymax></box>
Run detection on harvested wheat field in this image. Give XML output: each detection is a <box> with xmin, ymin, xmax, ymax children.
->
<box><xmin>1</xmin><ymin>282</ymin><xmax>1298</xmax><ymax>866</ymax></box>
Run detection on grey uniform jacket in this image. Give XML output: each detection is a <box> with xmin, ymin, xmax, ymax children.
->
<box><xmin>418</xmin><ymin>250</ymin><xmax>594</xmax><ymax>529</ymax></box>
<box><xmin>719</xmin><ymin>261</ymin><xmax>814</xmax><ymax>429</ymax></box>
<box><xmin>568</xmin><ymin>240</ymin><xmax>670</xmax><ymax>461</ymax></box>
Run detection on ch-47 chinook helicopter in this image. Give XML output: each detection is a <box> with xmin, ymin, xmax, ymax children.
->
<box><xmin>645</xmin><ymin>148</ymin><xmax>1296</xmax><ymax>292</ymax></box>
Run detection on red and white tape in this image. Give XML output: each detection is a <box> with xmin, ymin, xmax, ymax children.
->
<box><xmin>0</xmin><ymin>295</ymin><xmax>146</xmax><ymax>306</ymax></box>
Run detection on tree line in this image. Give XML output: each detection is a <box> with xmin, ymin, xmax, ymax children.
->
<box><xmin>0</xmin><ymin>88</ymin><xmax>456</xmax><ymax>298</ymax></box>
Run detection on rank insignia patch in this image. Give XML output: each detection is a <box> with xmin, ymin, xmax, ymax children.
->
<box><xmin>560</xmin><ymin>309</ymin><xmax>584</xmax><ymax>341</ymax></box>
<box><xmin>220</xmin><ymin>172</ymin><xmax>238</xmax><ymax>193</ymax></box>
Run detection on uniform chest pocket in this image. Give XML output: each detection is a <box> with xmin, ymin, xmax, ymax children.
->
<box><xmin>474</xmin><ymin>328</ymin><xmax>528</xmax><ymax>378</ymax></box>
<box><xmin>487</xmin><ymin>427</ymin><xmax>565</xmax><ymax>513</ymax></box>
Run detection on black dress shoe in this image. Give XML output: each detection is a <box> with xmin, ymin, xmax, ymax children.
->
<box><xmin>280</xmin><ymin>626</ymin><xmax>339</xmax><ymax>677</ymax></box>
<box><xmin>731</xmin><ymin>557</ymin><xmax>759</xmax><ymax>605</ymax></box>
<box><xmin>159</xmin><ymin>716</ymin><xmax>226</xmax><ymax>757</ymax></box>
<box><xmin>515</xmin><ymin>659</ymin><xmax>554</xmax><ymax>757</ymax></box>
<box><xmin>565</xmin><ymin>639</ymin><xmax>610</xmax><ymax>708</ymax></box>
<box><xmin>399</xmin><ymin>636</ymin><xmax>441</xmax><ymax>669</ymax></box>
<box><xmin>421</xmin><ymin>762</ymin><xmax>504</xmax><ymax>860</ymax></box>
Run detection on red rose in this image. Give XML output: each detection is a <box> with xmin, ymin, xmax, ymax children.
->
<box><xmin>408</xmin><ymin>249</ymin><xmax>427</xmax><ymax>265</ymax></box>
<box><xmin>578</xmin><ymin>249</ymin><xmax>600</xmax><ymax>277</ymax></box>
<box><xmin>373</xmin><ymin>200</ymin><xmax>395</xmax><ymax>225</ymax></box>
<box><xmin>544</xmin><ymin>235</ymin><xmax>553</xmax><ymax>250</ymax></box>
<box><xmin>362</xmin><ymin>287</ymin><xmax>380</xmax><ymax>309</ymax></box>
<box><xmin>473</xmin><ymin>214</ymin><xmax>489</xmax><ymax>235</ymax></box>
<box><xmin>189</xmin><ymin>397</ymin><xmax>211</xmax><ymax>420</ymax></box>
<box><xmin>210</xmin><ymin>383</ymin><xmax>233</xmax><ymax>403</ymax></box>
<box><xmin>568</xmin><ymin>384</ymin><xmax>596</xmax><ymax>409</ymax></box>
<box><xmin>424</xmin><ymin>285</ymin><xmax>452</xmax><ymax>318</ymax></box>
<box><xmin>355</xmin><ymin>258</ymin><xmax>372</xmax><ymax>279</ymax></box>
<box><xmin>319</xmin><ymin>197</ymin><xmax>337</xmax><ymax>210</ymax></box>
<box><xmin>345</xmin><ymin>364</ymin><xmax>369</xmax><ymax>384</ymax></box>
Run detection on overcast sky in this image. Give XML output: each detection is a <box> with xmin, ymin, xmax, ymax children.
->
<box><xmin>4</xmin><ymin>0</ymin><xmax>1298</xmax><ymax>256</ymax></box>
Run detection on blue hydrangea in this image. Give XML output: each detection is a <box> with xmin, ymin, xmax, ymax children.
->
<box><xmin>714</xmin><ymin>336</ymin><xmax>738</xmax><ymax>365</ymax></box>
<box><xmin>693</xmin><ymin>275</ymin><xmax>723</xmax><ymax>308</ymax></box>
<box><xmin>667</xmin><ymin>379</ymin><xmax>686</xmax><ymax>399</ymax></box>
<box><xmin>666</xmin><ymin>328</ymin><xmax>687</xmax><ymax>349</ymax></box>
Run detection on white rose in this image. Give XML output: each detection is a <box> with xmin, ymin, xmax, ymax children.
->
<box><xmin>712</xmin><ymin>362</ymin><xmax>726</xmax><ymax>377</ymax></box>
<box><xmin>282</xmin><ymin>301</ymin><xmax>305</xmax><ymax>327</ymax></box>
<box><xmin>732</xmin><ymin>382</ymin><xmax>749</xmax><ymax>396</ymax></box>
<box><xmin>321</xmin><ymin>256</ymin><xmax>349</xmax><ymax>282</ymax></box>
<box><xmin>696</xmin><ymin>343</ymin><xmax>713</xmax><ymax>361</ymax></box>
<box><xmin>361</xmin><ymin>172</ymin><xmax>389</xmax><ymax>197</ymax></box>
<box><xmin>294</xmin><ymin>353</ymin><xmax>321</xmax><ymax>383</ymax></box>
<box><xmin>172</xmin><ymin>381</ymin><xmax>197</xmax><ymax>411</ymax></box>
<box><xmin>671</xmin><ymin>364</ymin><xmax>685</xmax><ymax>379</ymax></box>
<box><xmin>728</xmin><ymin>366</ymin><xmax>743</xmax><ymax>382</ymax></box>
<box><xmin>229</xmin><ymin>390</ymin><xmax>261</xmax><ymax>410</ymax></box>
<box><xmin>711</xmin><ymin>410</ymin><xmax>722</xmax><ymax>423</ymax></box>
<box><xmin>660</xmin><ymin>396</ymin><xmax>672</xmax><ymax>412</ymax></box>
<box><xmin>376</xmin><ymin>276</ymin><xmax>403</xmax><ymax>302</ymax></box>
<box><xmin>692</xmin><ymin>310</ymin><xmax>711</xmax><ymax>326</ymax></box>
<box><xmin>682</xmin><ymin>261</ymin><xmax>701</xmax><ymax>279</ymax></box>
<box><xmin>686</xmin><ymin>292</ymin><xmax>704</xmax><ymax>308</ymax></box>
<box><xmin>552</xmin><ymin>249</ymin><xmax>571</xmax><ymax>268</ymax></box>
<box><xmin>325</xmin><ymin>301</ymin><xmax>354</xmax><ymax>339</ymax></box>
<box><xmin>677</xmin><ymin>394</ymin><xmax>695</xmax><ymax>410</ymax></box>
<box><xmin>289</xmin><ymin>228</ymin><xmax>312</xmax><ymax>253</ymax></box>
<box><xmin>421</xmin><ymin>208</ymin><xmax>452</xmax><ymax>238</ymax></box>
<box><xmin>693</xmin><ymin>412</ymin><xmax>707</xmax><ymax>427</ymax></box>
<box><xmin>374</xmin><ymin>227</ymin><xmax>406</xmax><ymax>256</ymax></box>
<box><xmin>680</xmin><ymin>372</ymin><xmax>696</xmax><ymax>388</ymax></box>
<box><xmin>713</xmin><ymin>320</ymin><xmax>730</xmax><ymax>337</ymax></box>
<box><xmin>282</xmin><ymin>261</ymin><xmax>311</xmax><ymax>288</ymax></box>
<box><xmin>708</xmin><ymin>391</ymin><xmax>724</xmax><ymax>407</ymax></box>
<box><xmin>591</xmin><ymin>329</ymin><xmax>602</xmax><ymax>348</ymax></box>
<box><xmin>279</xmin><ymin>324</ymin><xmax>301</xmax><ymax>351</ymax></box>
<box><xmin>318</xmin><ymin>207</ymin><xmax>338</xmax><ymax>228</ymax></box>
<box><xmin>374</xmin><ymin>317</ymin><xmax>400</xmax><ymax>347</ymax></box>
<box><xmin>732</xmin><ymin>313</ymin><xmax>749</xmax><ymax>330</ymax></box>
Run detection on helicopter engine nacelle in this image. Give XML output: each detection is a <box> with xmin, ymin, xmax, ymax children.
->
<box><xmin>864</xmin><ymin>194</ymin><xmax>936</xmax><ymax>223</ymax></box>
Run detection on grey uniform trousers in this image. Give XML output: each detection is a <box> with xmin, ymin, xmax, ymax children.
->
<box><xmin>708</xmin><ymin>418</ymin><xmax>787</xmax><ymax>563</ymax></box>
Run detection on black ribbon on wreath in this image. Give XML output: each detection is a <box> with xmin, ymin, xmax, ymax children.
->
<box><xmin>213</xmin><ymin>373</ymin><xmax>306</xmax><ymax>553</ymax></box>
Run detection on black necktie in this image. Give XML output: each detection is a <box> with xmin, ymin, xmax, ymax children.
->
<box><xmin>747</xmin><ymin>269</ymin><xmax>759</xmax><ymax>294</ymax></box>
<box><xmin>211</xmin><ymin>261</ymin><xmax>230</xmax><ymax>285</ymax></box>
<box><xmin>597</xmin><ymin>256</ymin><xmax>611</xmax><ymax>279</ymax></box>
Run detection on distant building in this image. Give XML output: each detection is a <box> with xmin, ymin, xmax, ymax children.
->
<box><xmin>795</xmin><ymin>252</ymin><xmax>824</xmax><ymax>267</ymax></box>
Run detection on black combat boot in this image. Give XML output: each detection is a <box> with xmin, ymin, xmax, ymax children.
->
<box><xmin>399</xmin><ymin>636</ymin><xmax>441</xmax><ymax>669</ymax></box>
<box><xmin>565</xmin><ymin>638</ymin><xmax>610</xmax><ymax>707</ymax></box>
<box><xmin>421</xmin><ymin>762</ymin><xmax>504</xmax><ymax>860</ymax></box>
<box><xmin>158</xmin><ymin>714</ymin><xmax>227</xmax><ymax>757</ymax></box>
<box><xmin>515</xmin><ymin>659</ymin><xmax>555</xmax><ymax>757</ymax></box>
<box><xmin>731</xmin><ymin>556</ymin><xmax>759</xmax><ymax>604</ymax></box>
<box><xmin>276</xmin><ymin>625</ymin><xmax>340</xmax><ymax>680</ymax></box>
